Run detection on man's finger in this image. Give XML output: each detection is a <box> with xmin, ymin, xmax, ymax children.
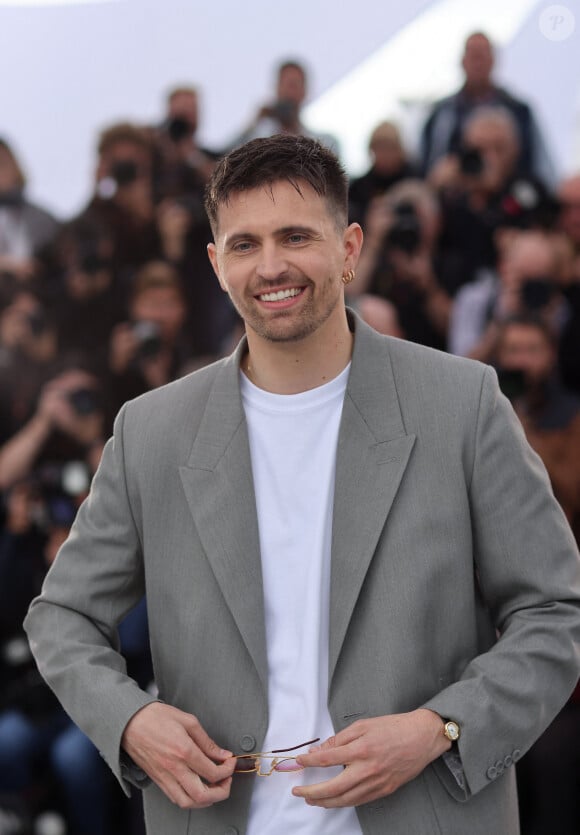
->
<box><xmin>163</xmin><ymin>770</ymin><xmax>233</xmax><ymax>810</ymax></box>
<box><xmin>297</xmin><ymin>734</ymin><xmax>359</xmax><ymax>769</ymax></box>
<box><xmin>182</xmin><ymin>715</ymin><xmax>234</xmax><ymax>783</ymax></box>
<box><xmin>293</xmin><ymin>766</ymin><xmax>360</xmax><ymax>804</ymax></box>
<box><xmin>177</xmin><ymin>771</ymin><xmax>233</xmax><ymax>809</ymax></box>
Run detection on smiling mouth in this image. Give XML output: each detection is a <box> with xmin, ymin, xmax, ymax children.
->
<box><xmin>257</xmin><ymin>287</ymin><xmax>303</xmax><ymax>302</ymax></box>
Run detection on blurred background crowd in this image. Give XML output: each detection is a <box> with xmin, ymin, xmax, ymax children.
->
<box><xmin>1</xmin><ymin>30</ymin><xmax>579</xmax><ymax>835</ymax></box>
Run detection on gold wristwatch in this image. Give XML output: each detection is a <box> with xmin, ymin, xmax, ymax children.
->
<box><xmin>443</xmin><ymin>720</ymin><xmax>461</xmax><ymax>742</ymax></box>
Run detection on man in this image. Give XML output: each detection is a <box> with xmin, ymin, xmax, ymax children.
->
<box><xmin>231</xmin><ymin>59</ymin><xmax>339</xmax><ymax>155</ymax></box>
<box><xmin>429</xmin><ymin>105</ymin><xmax>556</xmax><ymax>287</ymax></box>
<box><xmin>155</xmin><ymin>85</ymin><xmax>221</xmax><ymax>193</ymax></box>
<box><xmin>493</xmin><ymin>314</ymin><xmax>580</xmax><ymax>539</ymax></box>
<box><xmin>0</xmin><ymin>137</ymin><xmax>59</xmax><ymax>283</ymax></box>
<box><xmin>350</xmin><ymin>178</ymin><xmax>452</xmax><ymax>348</ymax></box>
<box><xmin>348</xmin><ymin>121</ymin><xmax>417</xmax><ymax>227</ymax></box>
<box><xmin>25</xmin><ymin>135</ymin><xmax>580</xmax><ymax>834</ymax></box>
<box><xmin>449</xmin><ymin>230</ymin><xmax>568</xmax><ymax>361</ymax></box>
<box><xmin>420</xmin><ymin>31</ymin><xmax>555</xmax><ymax>186</ymax></box>
<box><xmin>75</xmin><ymin>122</ymin><xmax>161</xmax><ymax>277</ymax></box>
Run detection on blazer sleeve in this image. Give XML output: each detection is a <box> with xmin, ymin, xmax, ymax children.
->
<box><xmin>422</xmin><ymin>365</ymin><xmax>580</xmax><ymax>798</ymax></box>
<box><xmin>24</xmin><ymin>403</ymin><xmax>158</xmax><ymax>794</ymax></box>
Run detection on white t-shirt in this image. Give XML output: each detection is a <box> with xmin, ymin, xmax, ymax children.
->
<box><xmin>241</xmin><ymin>365</ymin><xmax>362</xmax><ymax>834</ymax></box>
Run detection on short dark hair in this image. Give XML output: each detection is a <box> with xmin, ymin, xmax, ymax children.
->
<box><xmin>204</xmin><ymin>134</ymin><xmax>348</xmax><ymax>234</ymax></box>
<box><xmin>278</xmin><ymin>60</ymin><xmax>306</xmax><ymax>81</ymax></box>
<box><xmin>97</xmin><ymin>122</ymin><xmax>153</xmax><ymax>158</ymax></box>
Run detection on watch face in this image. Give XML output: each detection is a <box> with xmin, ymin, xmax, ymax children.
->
<box><xmin>445</xmin><ymin>721</ymin><xmax>460</xmax><ymax>741</ymax></box>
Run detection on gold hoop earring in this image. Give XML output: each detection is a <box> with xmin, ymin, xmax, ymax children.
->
<box><xmin>342</xmin><ymin>269</ymin><xmax>355</xmax><ymax>285</ymax></box>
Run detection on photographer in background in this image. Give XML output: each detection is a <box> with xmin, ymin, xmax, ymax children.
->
<box><xmin>450</xmin><ymin>230</ymin><xmax>570</xmax><ymax>362</ymax></box>
<box><xmin>0</xmin><ymin>482</ymin><xmax>111</xmax><ymax>835</ymax></box>
<box><xmin>494</xmin><ymin>315</ymin><xmax>580</xmax><ymax>536</ymax></box>
<box><xmin>0</xmin><ymin>367</ymin><xmax>105</xmax><ymax>493</ymax></box>
<box><xmin>152</xmin><ymin>89</ymin><xmax>236</xmax><ymax>362</ymax></box>
<box><xmin>429</xmin><ymin>106</ymin><xmax>555</xmax><ymax>288</ymax></box>
<box><xmin>231</xmin><ymin>59</ymin><xmax>339</xmax><ymax>154</ymax></box>
<box><xmin>106</xmin><ymin>261</ymin><xmax>191</xmax><ymax>424</ymax></box>
<box><xmin>0</xmin><ymin>289</ymin><xmax>60</xmax><ymax>451</ymax></box>
<box><xmin>347</xmin><ymin>178</ymin><xmax>451</xmax><ymax>349</ymax></box>
<box><xmin>0</xmin><ymin>137</ymin><xmax>59</xmax><ymax>286</ymax></box>
<box><xmin>348</xmin><ymin>121</ymin><xmax>418</xmax><ymax>228</ymax></box>
<box><xmin>75</xmin><ymin>123</ymin><xmax>161</xmax><ymax>282</ymax></box>
<box><xmin>154</xmin><ymin>85</ymin><xmax>220</xmax><ymax>196</ymax></box>
<box><xmin>0</xmin><ymin>480</ymin><xmax>152</xmax><ymax>835</ymax></box>
<box><xmin>420</xmin><ymin>32</ymin><xmax>555</xmax><ymax>186</ymax></box>
<box><xmin>48</xmin><ymin>220</ymin><xmax>125</xmax><ymax>367</ymax></box>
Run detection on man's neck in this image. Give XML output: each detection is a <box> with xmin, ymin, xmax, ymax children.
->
<box><xmin>242</xmin><ymin>314</ymin><xmax>353</xmax><ymax>395</ymax></box>
<box><xmin>461</xmin><ymin>80</ymin><xmax>495</xmax><ymax>100</ymax></box>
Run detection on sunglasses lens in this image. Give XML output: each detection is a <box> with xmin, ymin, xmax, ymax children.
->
<box><xmin>273</xmin><ymin>759</ymin><xmax>303</xmax><ymax>773</ymax></box>
<box><xmin>234</xmin><ymin>757</ymin><xmax>256</xmax><ymax>773</ymax></box>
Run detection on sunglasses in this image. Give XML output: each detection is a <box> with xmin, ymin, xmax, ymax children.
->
<box><xmin>233</xmin><ymin>737</ymin><xmax>320</xmax><ymax>777</ymax></box>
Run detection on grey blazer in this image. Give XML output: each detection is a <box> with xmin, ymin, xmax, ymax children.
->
<box><xmin>25</xmin><ymin>313</ymin><xmax>580</xmax><ymax>835</ymax></box>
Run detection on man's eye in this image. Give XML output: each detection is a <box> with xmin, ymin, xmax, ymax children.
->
<box><xmin>287</xmin><ymin>234</ymin><xmax>306</xmax><ymax>244</ymax></box>
<box><xmin>233</xmin><ymin>241</ymin><xmax>253</xmax><ymax>252</ymax></box>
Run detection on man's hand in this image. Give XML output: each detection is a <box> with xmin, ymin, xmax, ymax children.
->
<box><xmin>37</xmin><ymin>370</ymin><xmax>104</xmax><ymax>447</ymax></box>
<box><xmin>292</xmin><ymin>709</ymin><xmax>450</xmax><ymax>808</ymax></box>
<box><xmin>121</xmin><ymin>703</ymin><xmax>235</xmax><ymax>809</ymax></box>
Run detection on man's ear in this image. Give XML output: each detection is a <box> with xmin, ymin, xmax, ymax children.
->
<box><xmin>207</xmin><ymin>242</ymin><xmax>227</xmax><ymax>292</ymax></box>
<box><xmin>343</xmin><ymin>222</ymin><xmax>364</xmax><ymax>272</ymax></box>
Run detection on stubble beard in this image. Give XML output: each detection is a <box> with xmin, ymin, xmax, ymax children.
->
<box><xmin>237</xmin><ymin>274</ymin><xmax>342</xmax><ymax>344</ymax></box>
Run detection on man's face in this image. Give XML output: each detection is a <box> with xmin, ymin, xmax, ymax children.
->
<box><xmin>168</xmin><ymin>91</ymin><xmax>199</xmax><ymax>134</ymax></box>
<box><xmin>496</xmin><ymin>324</ymin><xmax>554</xmax><ymax>385</ymax></box>
<box><xmin>131</xmin><ymin>286</ymin><xmax>186</xmax><ymax>343</ymax></box>
<box><xmin>462</xmin><ymin>34</ymin><xmax>494</xmax><ymax>87</ymax></box>
<box><xmin>97</xmin><ymin>140</ymin><xmax>151</xmax><ymax>186</ymax></box>
<box><xmin>207</xmin><ymin>180</ymin><xmax>361</xmax><ymax>345</ymax></box>
<box><xmin>276</xmin><ymin>66</ymin><xmax>306</xmax><ymax>105</ymax></box>
<box><xmin>370</xmin><ymin>125</ymin><xmax>405</xmax><ymax>175</ymax></box>
<box><xmin>463</xmin><ymin>119</ymin><xmax>518</xmax><ymax>192</ymax></box>
<box><xmin>499</xmin><ymin>235</ymin><xmax>555</xmax><ymax>293</ymax></box>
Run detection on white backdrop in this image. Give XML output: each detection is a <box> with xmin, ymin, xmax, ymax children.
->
<box><xmin>0</xmin><ymin>0</ymin><xmax>578</xmax><ymax>217</ymax></box>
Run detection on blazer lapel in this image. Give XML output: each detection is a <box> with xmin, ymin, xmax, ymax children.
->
<box><xmin>329</xmin><ymin>318</ymin><xmax>416</xmax><ymax>683</ymax></box>
<box><xmin>179</xmin><ymin>342</ymin><xmax>268</xmax><ymax>696</ymax></box>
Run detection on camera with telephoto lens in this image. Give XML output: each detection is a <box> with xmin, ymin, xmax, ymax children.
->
<box><xmin>68</xmin><ymin>387</ymin><xmax>101</xmax><ymax>416</ymax></box>
<box><xmin>458</xmin><ymin>145</ymin><xmax>484</xmax><ymax>177</ymax></box>
<box><xmin>268</xmin><ymin>99</ymin><xmax>298</xmax><ymax>126</ymax></box>
<box><xmin>166</xmin><ymin>116</ymin><xmax>193</xmax><ymax>143</ymax></box>
<box><xmin>75</xmin><ymin>240</ymin><xmax>111</xmax><ymax>275</ymax></box>
<box><xmin>132</xmin><ymin>320</ymin><xmax>162</xmax><ymax>359</ymax></box>
<box><xmin>520</xmin><ymin>276</ymin><xmax>555</xmax><ymax>310</ymax></box>
<box><xmin>111</xmin><ymin>159</ymin><xmax>139</xmax><ymax>187</ymax></box>
<box><xmin>496</xmin><ymin>367</ymin><xmax>528</xmax><ymax>402</ymax></box>
<box><xmin>386</xmin><ymin>201</ymin><xmax>421</xmax><ymax>255</ymax></box>
<box><xmin>26</xmin><ymin>310</ymin><xmax>49</xmax><ymax>337</ymax></box>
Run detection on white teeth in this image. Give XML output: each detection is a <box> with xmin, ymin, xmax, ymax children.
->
<box><xmin>259</xmin><ymin>288</ymin><xmax>302</xmax><ymax>302</ymax></box>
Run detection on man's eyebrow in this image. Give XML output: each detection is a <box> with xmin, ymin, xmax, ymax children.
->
<box><xmin>276</xmin><ymin>225</ymin><xmax>319</xmax><ymax>236</ymax></box>
<box><xmin>225</xmin><ymin>232</ymin><xmax>257</xmax><ymax>245</ymax></box>
<box><xmin>225</xmin><ymin>225</ymin><xmax>319</xmax><ymax>247</ymax></box>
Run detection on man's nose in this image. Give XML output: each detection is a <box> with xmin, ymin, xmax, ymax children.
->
<box><xmin>256</xmin><ymin>244</ymin><xmax>289</xmax><ymax>281</ymax></box>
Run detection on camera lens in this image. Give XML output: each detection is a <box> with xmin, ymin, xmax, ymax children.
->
<box><xmin>133</xmin><ymin>320</ymin><xmax>162</xmax><ymax>358</ymax></box>
<box><xmin>68</xmin><ymin>388</ymin><xmax>99</xmax><ymax>415</ymax></box>
<box><xmin>111</xmin><ymin>159</ymin><xmax>139</xmax><ymax>187</ymax></box>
